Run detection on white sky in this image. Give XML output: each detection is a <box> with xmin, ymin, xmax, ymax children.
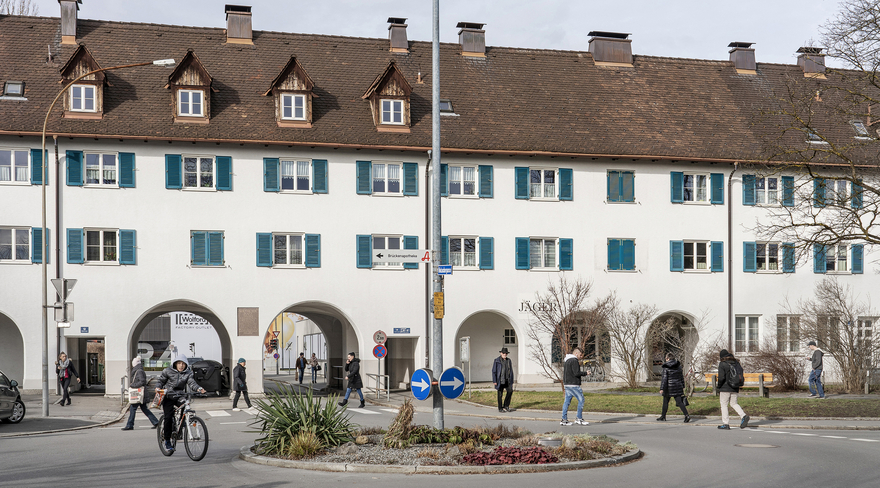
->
<box><xmin>31</xmin><ymin>0</ymin><xmax>845</xmax><ymax>66</ymax></box>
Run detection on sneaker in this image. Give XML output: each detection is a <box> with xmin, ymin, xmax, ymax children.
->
<box><xmin>164</xmin><ymin>441</ymin><xmax>175</xmax><ymax>452</ymax></box>
<box><xmin>503</xmin><ymin>407</ymin><xmax>511</xmax><ymax>413</ymax></box>
<box><xmin>717</xmin><ymin>424</ymin><xmax>730</xmax><ymax>430</ymax></box>
<box><xmin>560</xmin><ymin>420</ymin><xmax>573</xmax><ymax>426</ymax></box>
<box><xmin>232</xmin><ymin>408</ymin><xmax>241</xmax><ymax>412</ymax></box>
<box><xmin>575</xmin><ymin>418</ymin><xmax>589</xmax><ymax>425</ymax></box>
<box><xmin>740</xmin><ymin>415</ymin><xmax>750</xmax><ymax>429</ymax></box>
<box><xmin>818</xmin><ymin>396</ymin><xmax>826</xmax><ymax>399</ymax></box>
<box><xmin>808</xmin><ymin>394</ymin><xmax>817</xmax><ymax>398</ymax></box>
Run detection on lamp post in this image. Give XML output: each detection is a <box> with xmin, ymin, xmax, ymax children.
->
<box><xmin>40</xmin><ymin>58</ymin><xmax>175</xmax><ymax>417</ymax></box>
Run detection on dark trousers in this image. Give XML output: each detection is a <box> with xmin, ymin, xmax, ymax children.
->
<box><xmin>162</xmin><ymin>397</ymin><xmax>180</xmax><ymax>441</ymax></box>
<box><xmin>59</xmin><ymin>377</ymin><xmax>72</xmax><ymax>404</ymax></box>
<box><xmin>233</xmin><ymin>390</ymin><xmax>251</xmax><ymax>408</ymax></box>
<box><xmin>497</xmin><ymin>383</ymin><xmax>513</xmax><ymax>410</ymax></box>
<box><xmin>661</xmin><ymin>395</ymin><xmax>688</xmax><ymax>417</ymax></box>
<box><xmin>125</xmin><ymin>402</ymin><xmax>159</xmax><ymax>428</ymax></box>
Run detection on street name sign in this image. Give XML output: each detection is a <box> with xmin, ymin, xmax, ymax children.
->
<box><xmin>438</xmin><ymin>265</ymin><xmax>452</xmax><ymax>275</ymax></box>
<box><xmin>372</xmin><ymin>249</ymin><xmax>431</xmax><ymax>263</ymax></box>
<box><xmin>411</xmin><ymin>368</ymin><xmax>434</xmax><ymax>401</ymax></box>
<box><xmin>438</xmin><ymin>366</ymin><xmax>465</xmax><ymax>399</ymax></box>
<box><xmin>393</xmin><ymin>327</ymin><xmax>410</xmax><ymax>334</ymax></box>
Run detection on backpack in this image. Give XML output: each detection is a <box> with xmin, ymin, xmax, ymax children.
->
<box><xmin>727</xmin><ymin>361</ymin><xmax>744</xmax><ymax>388</ymax></box>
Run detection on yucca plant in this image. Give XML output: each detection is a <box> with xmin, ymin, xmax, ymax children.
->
<box><xmin>250</xmin><ymin>385</ymin><xmax>356</xmax><ymax>456</ymax></box>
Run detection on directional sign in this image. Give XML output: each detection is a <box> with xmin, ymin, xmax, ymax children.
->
<box><xmin>438</xmin><ymin>265</ymin><xmax>452</xmax><ymax>275</ymax></box>
<box><xmin>410</xmin><ymin>368</ymin><xmax>434</xmax><ymax>401</ymax></box>
<box><xmin>373</xmin><ymin>330</ymin><xmax>387</xmax><ymax>344</ymax></box>
<box><xmin>373</xmin><ymin>344</ymin><xmax>387</xmax><ymax>359</ymax></box>
<box><xmin>438</xmin><ymin>366</ymin><xmax>466</xmax><ymax>399</ymax></box>
<box><xmin>372</xmin><ymin>249</ymin><xmax>431</xmax><ymax>263</ymax></box>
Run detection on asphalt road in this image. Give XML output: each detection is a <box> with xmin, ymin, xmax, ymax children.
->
<box><xmin>1</xmin><ymin>400</ymin><xmax>878</xmax><ymax>488</ymax></box>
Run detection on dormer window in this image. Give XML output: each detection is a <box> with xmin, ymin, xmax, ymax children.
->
<box><xmin>439</xmin><ymin>99</ymin><xmax>454</xmax><ymax>113</ymax></box>
<box><xmin>167</xmin><ymin>51</ymin><xmax>212</xmax><ymax>124</ymax></box>
<box><xmin>381</xmin><ymin>99</ymin><xmax>404</xmax><ymax>124</ymax></box>
<box><xmin>281</xmin><ymin>94</ymin><xmax>306</xmax><ymax>121</ymax></box>
<box><xmin>59</xmin><ymin>45</ymin><xmax>105</xmax><ymax>119</ymax></box>
<box><xmin>363</xmin><ymin>62</ymin><xmax>413</xmax><ymax>133</ymax></box>
<box><xmin>70</xmin><ymin>84</ymin><xmax>96</xmax><ymax>112</ymax></box>
<box><xmin>265</xmin><ymin>56</ymin><xmax>315</xmax><ymax>128</ymax></box>
<box><xmin>807</xmin><ymin>130</ymin><xmax>827</xmax><ymax>144</ymax></box>
<box><xmin>178</xmin><ymin>89</ymin><xmax>204</xmax><ymax>117</ymax></box>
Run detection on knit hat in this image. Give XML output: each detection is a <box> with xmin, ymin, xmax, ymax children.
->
<box><xmin>238</xmin><ymin>358</ymin><xmax>246</xmax><ymax>364</ymax></box>
<box><xmin>808</xmin><ymin>341</ymin><xmax>817</xmax><ymax>347</ymax></box>
<box><xmin>719</xmin><ymin>349</ymin><xmax>730</xmax><ymax>359</ymax></box>
<box><xmin>132</xmin><ymin>357</ymin><xmax>141</xmax><ymax>367</ymax></box>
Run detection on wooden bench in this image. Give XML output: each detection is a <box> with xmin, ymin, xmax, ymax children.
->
<box><xmin>706</xmin><ymin>373</ymin><xmax>775</xmax><ymax>398</ymax></box>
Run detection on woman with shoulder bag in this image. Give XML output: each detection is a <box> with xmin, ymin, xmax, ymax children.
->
<box><xmin>122</xmin><ymin>357</ymin><xmax>160</xmax><ymax>430</ymax></box>
<box><xmin>55</xmin><ymin>352</ymin><xmax>80</xmax><ymax>406</ymax></box>
<box><xmin>310</xmin><ymin>353</ymin><xmax>319</xmax><ymax>384</ymax></box>
<box><xmin>657</xmin><ymin>353</ymin><xmax>690</xmax><ymax>423</ymax></box>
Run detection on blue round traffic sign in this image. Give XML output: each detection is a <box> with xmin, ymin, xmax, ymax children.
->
<box><xmin>273</xmin><ymin>353</ymin><xmax>279</xmax><ymax>359</ymax></box>
<box><xmin>438</xmin><ymin>366</ymin><xmax>466</xmax><ymax>399</ymax></box>
<box><xmin>373</xmin><ymin>344</ymin><xmax>387</xmax><ymax>359</ymax></box>
<box><xmin>410</xmin><ymin>368</ymin><xmax>434</xmax><ymax>401</ymax></box>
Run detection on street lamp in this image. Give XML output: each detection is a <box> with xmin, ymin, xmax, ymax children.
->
<box><xmin>40</xmin><ymin>58</ymin><xmax>175</xmax><ymax>417</ymax></box>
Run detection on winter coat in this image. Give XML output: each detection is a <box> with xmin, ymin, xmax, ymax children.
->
<box><xmin>56</xmin><ymin>362</ymin><xmax>78</xmax><ymax>381</ymax></box>
<box><xmin>660</xmin><ymin>359</ymin><xmax>685</xmax><ymax>397</ymax></box>
<box><xmin>716</xmin><ymin>357</ymin><xmax>741</xmax><ymax>393</ymax></box>
<box><xmin>157</xmin><ymin>357</ymin><xmax>202</xmax><ymax>398</ymax></box>
<box><xmin>491</xmin><ymin>356</ymin><xmax>514</xmax><ymax>389</ymax></box>
<box><xmin>130</xmin><ymin>364</ymin><xmax>148</xmax><ymax>388</ymax></box>
<box><xmin>233</xmin><ymin>364</ymin><xmax>247</xmax><ymax>392</ymax></box>
<box><xmin>296</xmin><ymin>356</ymin><xmax>307</xmax><ymax>370</ymax></box>
<box><xmin>810</xmin><ymin>349</ymin><xmax>824</xmax><ymax>370</ymax></box>
<box><xmin>562</xmin><ymin>354</ymin><xmax>589</xmax><ymax>386</ymax></box>
<box><xmin>345</xmin><ymin>358</ymin><xmax>363</xmax><ymax>389</ymax></box>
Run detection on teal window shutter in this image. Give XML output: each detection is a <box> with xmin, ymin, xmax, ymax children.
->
<box><xmin>711</xmin><ymin>241</ymin><xmax>724</xmax><ymax>272</ymax></box>
<box><xmin>119</xmin><ymin>230</ymin><xmax>136</xmax><ymax>265</ymax></box>
<box><xmin>356</xmin><ymin>161</ymin><xmax>372</xmax><ymax>194</ymax></box>
<box><xmin>263</xmin><ymin>158</ymin><xmax>280</xmax><ymax>192</ymax></box>
<box><xmin>30</xmin><ymin>149</ymin><xmax>45</xmax><ymax>185</ymax></box>
<box><xmin>621</xmin><ymin>171</ymin><xmax>634</xmax><ymax>202</ymax></box>
<box><xmin>813</xmin><ymin>244</ymin><xmax>826</xmax><ymax>273</ymax></box>
<box><xmin>670</xmin><ymin>240</ymin><xmax>683</xmax><ymax>271</ymax></box>
<box><xmin>782</xmin><ymin>176</ymin><xmax>794</xmax><ymax>207</ymax></box>
<box><xmin>403</xmin><ymin>162</ymin><xmax>418</xmax><ymax>196</ymax></box>
<box><xmin>813</xmin><ymin>178</ymin><xmax>825</xmax><ymax>207</ymax></box>
<box><xmin>852</xmin><ymin>244</ymin><xmax>864</xmax><ymax>274</ymax></box>
<box><xmin>479</xmin><ymin>236</ymin><xmax>494</xmax><ymax>269</ymax></box>
<box><xmin>671</xmin><ymin>172</ymin><xmax>683</xmax><ymax>203</ymax></box>
<box><xmin>710</xmin><ymin>173</ymin><xmax>724</xmax><ymax>204</ymax></box>
<box><xmin>313</xmin><ymin>159</ymin><xmax>328</xmax><ymax>193</ymax></box>
<box><xmin>440</xmin><ymin>164</ymin><xmax>448</xmax><ymax>197</ymax></box>
<box><xmin>216</xmin><ymin>156</ymin><xmax>232</xmax><ymax>191</ymax></box>
<box><xmin>743</xmin><ymin>242</ymin><xmax>756</xmax><ymax>272</ymax></box>
<box><xmin>515</xmin><ymin>237</ymin><xmax>530</xmax><ymax>269</ymax></box>
<box><xmin>852</xmin><ymin>180</ymin><xmax>863</xmax><ymax>209</ymax></box>
<box><xmin>782</xmin><ymin>243</ymin><xmax>795</xmax><ymax>273</ymax></box>
<box><xmin>559</xmin><ymin>168</ymin><xmax>573</xmax><ymax>201</ymax></box>
<box><xmin>356</xmin><ymin>235</ymin><xmax>372</xmax><ymax>268</ymax></box>
<box><xmin>66</xmin><ymin>150</ymin><xmax>83</xmax><ymax>186</ymax></box>
<box><xmin>31</xmin><ymin>227</ymin><xmax>49</xmax><ymax>264</ymax></box>
<box><xmin>478</xmin><ymin>165</ymin><xmax>493</xmax><ymax>198</ymax></box>
<box><xmin>742</xmin><ymin>174</ymin><xmax>756</xmax><ymax>206</ymax></box>
<box><xmin>607</xmin><ymin>171</ymin><xmax>618</xmax><ymax>202</ymax></box>
<box><xmin>207</xmin><ymin>232</ymin><xmax>224</xmax><ymax>266</ymax></box>
<box><xmin>256</xmin><ymin>233</ymin><xmax>273</xmax><ymax>267</ymax></box>
<box><xmin>608</xmin><ymin>239</ymin><xmax>621</xmax><ymax>270</ymax></box>
<box><xmin>441</xmin><ymin>236</ymin><xmax>449</xmax><ymax>266</ymax></box>
<box><xmin>559</xmin><ymin>238</ymin><xmax>573</xmax><ymax>270</ymax></box>
<box><xmin>305</xmin><ymin>234</ymin><xmax>321</xmax><ymax>268</ymax></box>
<box><xmin>119</xmin><ymin>153</ymin><xmax>136</xmax><ymax>188</ymax></box>
<box><xmin>191</xmin><ymin>231</ymin><xmax>207</xmax><ymax>266</ymax></box>
<box><xmin>67</xmin><ymin>228</ymin><xmax>84</xmax><ymax>264</ymax></box>
<box><xmin>514</xmin><ymin>167</ymin><xmax>529</xmax><ymax>199</ymax></box>
<box><xmin>166</xmin><ymin>154</ymin><xmax>182</xmax><ymax>189</ymax></box>
<box><xmin>622</xmin><ymin>239</ymin><xmax>635</xmax><ymax>270</ymax></box>
<box><xmin>403</xmin><ymin>235</ymin><xmax>418</xmax><ymax>269</ymax></box>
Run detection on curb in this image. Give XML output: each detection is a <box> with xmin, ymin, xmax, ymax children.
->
<box><xmin>238</xmin><ymin>445</ymin><xmax>641</xmax><ymax>474</ymax></box>
<box><xmin>0</xmin><ymin>405</ymin><xmax>128</xmax><ymax>438</ymax></box>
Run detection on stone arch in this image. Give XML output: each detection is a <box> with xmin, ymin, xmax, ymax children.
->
<box><xmin>0</xmin><ymin>311</ymin><xmax>25</xmax><ymax>383</ymax></box>
<box><xmin>453</xmin><ymin>310</ymin><xmax>519</xmax><ymax>383</ymax></box>
<box><xmin>646</xmin><ymin>310</ymin><xmax>699</xmax><ymax>380</ymax></box>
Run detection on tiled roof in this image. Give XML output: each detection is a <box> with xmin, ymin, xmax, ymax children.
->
<box><xmin>0</xmin><ymin>15</ymin><xmax>871</xmax><ymax>163</ymax></box>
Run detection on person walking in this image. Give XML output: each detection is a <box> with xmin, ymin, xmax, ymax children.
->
<box><xmin>492</xmin><ymin>347</ymin><xmax>515</xmax><ymax>412</ymax></box>
<box><xmin>295</xmin><ymin>352</ymin><xmax>307</xmax><ymax>385</ymax></box>
<box><xmin>657</xmin><ymin>352</ymin><xmax>690</xmax><ymax>423</ymax></box>
<box><xmin>156</xmin><ymin>356</ymin><xmax>205</xmax><ymax>453</ymax></box>
<box><xmin>806</xmin><ymin>341</ymin><xmax>825</xmax><ymax>399</ymax></box>
<box><xmin>716</xmin><ymin>349</ymin><xmax>749</xmax><ymax>430</ymax></box>
<box><xmin>122</xmin><ymin>357</ymin><xmax>160</xmax><ymax>430</ymax></box>
<box><xmin>232</xmin><ymin>358</ymin><xmax>251</xmax><ymax>411</ymax></box>
<box><xmin>309</xmin><ymin>353</ymin><xmax>319</xmax><ymax>384</ymax></box>
<box><xmin>560</xmin><ymin>347</ymin><xmax>590</xmax><ymax>426</ymax></box>
<box><xmin>338</xmin><ymin>352</ymin><xmax>364</xmax><ymax>408</ymax></box>
<box><xmin>55</xmin><ymin>352</ymin><xmax>80</xmax><ymax>406</ymax></box>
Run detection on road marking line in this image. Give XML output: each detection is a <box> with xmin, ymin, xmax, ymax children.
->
<box><xmin>821</xmin><ymin>436</ymin><xmax>848</xmax><ymax>439</ymax></box>
<box><xmin>763</xmin><ymin>431</ymin><xmax>789</xmax><ymax>434</ymax></box>
<box><xmin>205</xmin><ymin>410</ymin><xmax>231</xmax><ymax>417</ymax></box>
<box><xmin>851</xmin><ymin>439</ymin><xmax>879</xmax><ymax>442</ymax></box>
<box><xmin>220</xmin><ymin>422</ymin><xmax>247</xmax><ymax>425</ymax></box>
<box><xmin>380</xmin><ymin>409</ymin><xmax>398</xmax><ymax>414</ymax></box>
<box><xmin>791</xmin><ymin>433</ymin><xmax>817</xmax><ymax>436</ymax></box>
<box><xmin>349</xmin><ymin>409</ymin><xmax>381</xmax><ymax>415</ymax></box>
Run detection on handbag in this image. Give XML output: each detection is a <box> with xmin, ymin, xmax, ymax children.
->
<box><xmin>315</xmin><ymin>365</ymin><xmax>322</xmax><ymax>372</ymax></box>
<box><xmin>128</xmin><ymin>387</ymin><xmax>144</xmax><ymax>404</ymax></box>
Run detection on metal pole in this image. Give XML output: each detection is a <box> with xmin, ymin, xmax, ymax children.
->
<box><xmin>431</xmin><ymin>0</ymin><xmax>443</xmax><ymax>430</ymax></box>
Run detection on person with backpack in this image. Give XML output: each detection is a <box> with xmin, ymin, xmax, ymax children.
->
<box><xmin>716</xmin><ymin>349</ymin><xmax>749</xmax><ymax>430</ymax></box>
<box><xmin>657</xmin><ymin>352</ymin><xmax>690</xmax><ymax>423</ymax></box>
<box><xmin>806</xmin><ymin>341</ymin><xmax>825</xmax><ymax>399</ymax></box>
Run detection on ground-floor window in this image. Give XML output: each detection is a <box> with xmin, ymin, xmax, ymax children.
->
<box><xmin>776</xmin><ymin>315</ymin><xmax>799</xmax><ymax>352</ymax></box>
<box><xmin>503</xmin><ymin>328</ymin><xmax>516</xmax><ymax>345</ymax></box>
<box><xmin>735</xmin><ymin>315</ymin><xmax>759</xmax><ymax>353</ymax></box>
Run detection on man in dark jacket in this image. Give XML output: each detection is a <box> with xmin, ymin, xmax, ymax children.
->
<box><xmin>295</xmin><ymin>353</ymin><xmax>307</xmax><ymax>385</ymax></box>
<box><xmin>657</xmin><ymin>353</ymin><xmax>690</xmax><ymax>422</ymax></box>
<box><xmin>491</xmin><ymin>347</ymin><xmax>514</xmax><ymax>412</ymax></box>
<box><xmin>716</xmin><ymin>349</ymin><xmax>749</xmax><ymax>430</ymax></box>
<box><xmin>156</xmin><ymin>356</ymin><xmax>205</xmax><ymax>452</ymax></box>
<box><xmin>806</xmin><ymin>341</ymin><xmax>825</xmax><ymax>399</ymax></box>
<box><xmin>122</xmin><ymin>357</ymin><xmax>160</xmax><ymax>430</ymax></box>
<box><xmin>338</xmin><ymin>352</ymin><xmax>364</xmax><ymax>408</ymax></box>
<box><xmin>232</xmin><ymin>358</ymin><xmax>251</xmax><ymax>411</ymax></box>
<box><xmin>560</xmin><ymin>347</ymin><xmax>590</xmax><ymax>426</ymax></box>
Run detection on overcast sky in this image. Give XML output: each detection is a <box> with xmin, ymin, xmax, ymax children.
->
<box><xmin>31</xmin><ymin>0</ymin><xmax>845</xmax><ymax>66</ymax></box>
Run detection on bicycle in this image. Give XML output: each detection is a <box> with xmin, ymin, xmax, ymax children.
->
<box><xmin>156</xmin><ymin>391</ymin><xmax>209</xmax><ymax>461</ymax></box>
<box><xmin>580</xmin><ymin>359</ymin><xmax>606</xmax><ymax>382</ymax></box>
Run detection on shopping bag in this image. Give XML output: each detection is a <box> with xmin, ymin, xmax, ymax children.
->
<box><xmin>128</xmin><ymin>387</ymin><xmax>144</xmax><ymax>404</ymax></box>
<box><xmin>150</xmin><ymin>389</ymin><xmax>165</xmax><ymax>408</ymax></box>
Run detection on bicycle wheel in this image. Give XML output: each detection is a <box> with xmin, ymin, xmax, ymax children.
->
<box><xmin>184</xmin><ymin>415</ymin><xmax>209</xmax><ymax>461</ymax></box>
<box><xmin>593</xmin><ymin>364</ymin><xmax>606</xmax><ymax>382</ymax></box>
<box><xmin>156</xmin><ymin>415</ymin><xmax>176</xmax><ymax>456</ymax></box>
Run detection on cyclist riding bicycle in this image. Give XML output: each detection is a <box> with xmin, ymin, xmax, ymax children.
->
<box><xmin>156</xmin><ymin>355</ymin><xmax>205</xmax><ymax>453</ymax></box>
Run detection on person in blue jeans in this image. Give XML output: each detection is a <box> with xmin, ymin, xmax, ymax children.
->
<box><xmin>806</xmin><ymin>341</ymin><xmax>825</xmax><ymax>399</ymax></box>
<box><xmin>121</xmin><ymin>357</ymin><xmax>159</xmax><ymax>430</ymax></box>
<box><xmin>337</xmin><ymin>352</ymin><xmax>364</xmax><ymax>408</ymax></box>
<box><xmin>560</xmin><ymin>347</ymin><xmax>591</xmax><ymax>426</ymax></box>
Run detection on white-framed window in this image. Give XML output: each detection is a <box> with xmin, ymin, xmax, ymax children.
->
<box><xmin>0</xmin><ymin>227</ymin><xmax>29</xmax><ymax>262</ymax></box>
<box><xmin>449</xmin><ymin>236</ymin><xmax>477</xmax><ymax>269</ymax></box>
<box><xmin>504</xmin><ymin>328</ymin><xmax>517</xmax><ymax>345</ymax></box>
<box><xmin>529</xmin><ymin>168</ymin><xmax>557</xmax><ymax>199</ymax></box>
<box><xmin>372</xmin><ymin>235</ymin><xmax>402</xmax><ymax>268</ymax></box>
<box><xmin>372</xmin><ymin>162</ymin><xmax>401</xmax><ymax>195</ymax></box>
<box><xmin>530</xmin><ymin>238</ymin><xmax>557</xmax><ymax>270</ymax></box>
<box><xmin>84</xmin><ymin>152</ymin><xmax>117</xmax><ymax>187</ymax></box>
<box><xmin>857</xmin><ymin>317</ymin><xmax>875</xmax><ymax>366</ymax></box>
<box><xmin>183</xmin><ymin>155</ymin><xmax>214</xmax><ymax>189</ymax></box>
<box><xmin>817</xmin><ymin>316</ymin><xmax>841</xmax><ymax>351</ymax></box>
<box><xmin>178</xmin><ymin>89</ymin><xmax>204</xmax><ymax>117</ymax></box>
<box><xmin>85</xmin><ymin>229</ymin><xmax>118</xmax><ymax>264</ymax></box>
<box><xmin>0</xmin><ymin>148</ymin><xmax>29</xmax><ymax>184</ymax></box>
<box><xmin>825</xmin><ymin>244</ymin><xmax>848</xmax><ymax>272</ymax></box>
<box><xmin>735</xmin><ymin>315</ymin><xmax>759</xmax><ymax>353</ymax></box>
<box><xmin>280</xmin><ymin>159</ymin><xmax>311</xmax><ymax>192</ymax></box>
<box><xmin>683</xmin><ymin>173</ymin><xmax>708</xmax><ymax>203</ymax></box>
<box><xmin>439</xmin><ymin>99</ymin><xmax>454</xmax><ymax>113</ymax></box>
<box><xmin>448</xmin><ymin>165</ymin><xmax>477</xmax><ymax>197</ymax></box>
<box><xmin>381</xmin><ymin>99</ymin><xmax>404</xmax><ymax>125</ymax></box>
<box><xmin>683</xmin><ymin>241</ymin><xmax>709</xmax><ymax>271</ymax></box>
<box><xmin>281</xmin><ymin>94</ymin><xmax>306</xmax><ymax>120</ymax></box>
<box><xmin>273</xmin><ymin>233</ymin><xmax>304</xmax><ymax>267</ymax></box>
<box><xmin>756</xmin><ymin>242</ymin><xmax>780</xmax><ymax>272</ymax></box>
<box><xmin>70</xmin><ymin>84</ymin><xmax>96</xmax><ymax>112</ymax></box>
<box><xmin>776</xmin><ymin>315</ymin><xmax>800</xmax><ymax>353</ymax></box>
<box><xmin>755</xmin><ymin>177</ymin><xmax>779</xmax><ymax>205</ymax></box>
<box><xmin>825</xmin><ymin>179</ymin><xmax>848</xmax><ymax>205</ymax></box>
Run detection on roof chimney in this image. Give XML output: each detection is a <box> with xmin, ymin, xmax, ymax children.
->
<box><xmin>58</xmin><ymin>0</ymin><xmax>82</xmax><ymax>46</ymax></box>
<box><xmin>797</xmin><ymin>47</ymin><xmax>826</xmax><ymax>78</ymax></box>
<box><xmin>588</xmin><ymin>31</ymin><xmax>633</xmax><ymax>66</ymax></box>
<box><xmin>388</xmin><ymin>18</ymin><xmax>408</xmax><ymax>53</ymax></box>
<box><xmin>728</xmin><ymin>42</ymin><xmax>756</xmax><ymax>74</ymax></box>
<box><xmin>457</xmin><ymin>22</ymin><xmax>486</xmax><ymax>57</ymax></box>
<box><xmin>225</xmin><ymin>5</ymin><xmax>253</xmax><ymax>45</ymax></box>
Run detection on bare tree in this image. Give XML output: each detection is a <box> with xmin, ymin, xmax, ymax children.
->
<box><xmin>742</xmin><ymin>335</ymin><xmax>807</xmax><ymax>391</ymax></box>
<box><xmin>603</xmin><ymin>294</ymin><xmax>658</xmax><ymax>388</ymax></box>
<box><xmin>0</xmin><ymin>0</ymin><xmax>39</xmax><ymax>15</ymax></box>
<box><xmin>652</xmin><ymin>309</ymin><xmax>721</xmax><ymax>396</ymax></box>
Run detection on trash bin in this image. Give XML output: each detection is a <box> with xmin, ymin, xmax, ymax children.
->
<box><xmin>190</xmin><ymin>360</ymin><xmax>224</xmax><ymax>393</ymax></box>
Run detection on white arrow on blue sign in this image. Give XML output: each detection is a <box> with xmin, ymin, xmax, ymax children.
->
<box><xmin>410</xmin><ymin>368</ymin><xmax>434</xmax><ymax>401</ymax></box>
<box><xmin>438</xmin><ymin>366</ymin><xmax>465</xmax><ymax>399</ymax></box>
